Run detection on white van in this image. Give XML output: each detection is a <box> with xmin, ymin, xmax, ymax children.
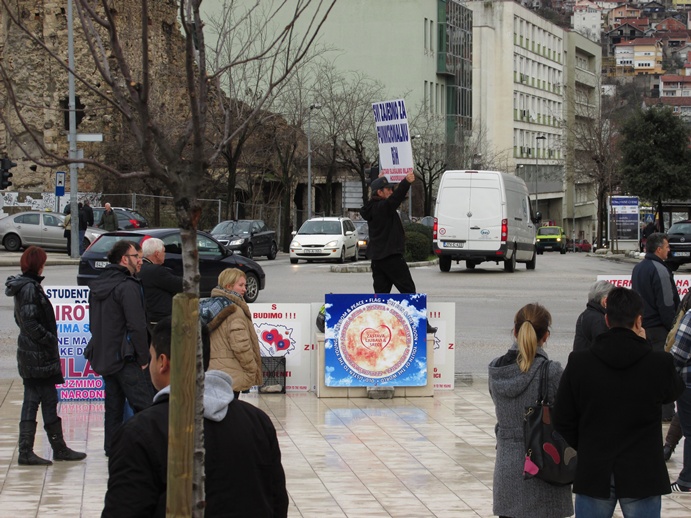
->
<box><xmin>433</xmin><ymin>170</ymin><xmax>538</xmax><ymax>272</ymax></box>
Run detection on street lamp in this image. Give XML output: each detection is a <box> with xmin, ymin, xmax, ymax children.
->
<box><xmin>409</xmin><ymin>134</ymin><xmax>421</xmax><ymax>217</ymax></box>
<box><xmin>307</xmin><ymin>103</ymin><xmax>321</xmax><ymax>220</ymax></box>
<box><xmin>535</xmin><ymin>135</ymin><xmax>546</xmax><ymax>215</ymax></box>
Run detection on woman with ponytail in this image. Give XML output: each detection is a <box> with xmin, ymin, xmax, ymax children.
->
<box><xmin>488</xmin><ymin>303</ymin><xmax>573</xmax><ymax>518</ymax></box>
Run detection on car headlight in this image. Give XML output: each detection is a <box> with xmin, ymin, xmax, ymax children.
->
<box><xmin>556</xmin><ymin>238</ymin><xmax>561</xmax><ymax>242</ymax></box>
<box><xmin>325</xmin><ymin>240</ymin><xmax>338</xmax><ymax>248</ymax></box>
<box><xmin>536</xmin><ymin>238</ymin><xmax>541</xmax><ymax>242</ymax></box>
<box><xmin>358</xmin><ymin>239</ymin><xmax>367</xmax><ymax>246</ymax></box>
<box><xmin>290</xmin><ymin>240</ymin><xmax>300</xmax><ymax>248</ymax></box>
<box><xmin>229</xmin><ymin>238</ymin><xmax>246</xmax><ymax>246</ymax></box>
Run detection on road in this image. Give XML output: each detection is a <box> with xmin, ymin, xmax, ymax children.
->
<box><xmin>0</xmin><ymin>252</ymin><xmax>636</xmax><ymax>381</ymax></box>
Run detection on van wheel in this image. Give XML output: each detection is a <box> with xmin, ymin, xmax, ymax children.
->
<box><xmin>466</xmin><ymin>261</ymin><xmax>476</xmax><ymax>269</ymax></box>
<box><xmin>527</xmin><ymin>250</ymin><xmax>537</xmax><ymax>270</ymax></box>
<box><xmin>504</xmin><ymin>249</ymin><xmax>517</xmax><ymax>272</ymax></box>
<box><xmin>439</xmin><ymin>256</ymin><xmax>451</xmax><ymax>272</ymax></box>
<box><xmin>669</xmin><ymin>262</ymin><xmax>680</xmax><ymax>272</ymax></box>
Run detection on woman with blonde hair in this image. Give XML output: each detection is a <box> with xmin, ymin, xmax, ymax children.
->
<box><xmin>488</xmin><ymin>303</ymin><xmax>573</xmax><ymax>518</ymax></box>
<box><xmin>205</xmin><ymin>268</ymin><xmax>263</xmax><ymax>398</ymax></box>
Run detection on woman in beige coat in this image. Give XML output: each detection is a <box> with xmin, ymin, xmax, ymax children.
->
<box><xmin>207</xmin><ymin>268</ymin><xmax>263</xmax><ymax>398</ymax></box>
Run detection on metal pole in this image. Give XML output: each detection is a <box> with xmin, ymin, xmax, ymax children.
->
<box><xmin>68</xmin><ymin>0</ymin><xmax>79</xmax><ymax>258</ymax></box>
<box><xmin>307</xmin><ymin>104</ymin><xmax>321</xmax><ymax>221</ymax></box>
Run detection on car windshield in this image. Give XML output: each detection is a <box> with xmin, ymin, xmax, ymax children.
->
<box><xmin>88</xmin><ymin>235</ymin><xmax>142</xmax><ymax>254</ymax></box>
<box><xmin>211</xmin><ymin>221</ymin><xmax>251</xmax><ymax>235</ymax></box>
<box><xmin>354</xmin><ymin>221</ymin><xmax>368</xmax><ymax>232</ymax></box>
<box><xmin>669</xmin><ymin>223</ymin><xmax>691</xmax><ymax>235</ymax></box>
<box><xmin>298</xmin><ymin>220</ymin><xmax>341</xmax><ymax>235</ymax></box>
<box><xmin>538</xmin><ymin>227</ymin><xmax>561</xmax><ymax>236</ymax></box>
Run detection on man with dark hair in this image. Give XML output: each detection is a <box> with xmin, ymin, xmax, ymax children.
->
<box><xmin>85</xmin><ymin>239</ymin><xmax>153</xmax><ymax>456</ymax></box>
<box><xmin>103</xmin><ymin>316</ymin><xmax>288</xmax><ymax>517</ymax></box>
<box><xmin>554</xmin><ymin>287</ymin><xmax>684</xmax><ymax>517</ymax></box>
<box><xmin>632</xmin><ymin>231</ymin><xmax>679</xmax><ymax>420</ymax></box>
<box><xmin>360</xmin><ymin>171</ymin><xmax>436</xmax><ymax>333</ymax></box>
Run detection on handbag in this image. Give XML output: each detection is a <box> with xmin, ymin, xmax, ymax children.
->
<box><xmin>523</xmin><ymin>359</ymin><xmax>577</xmax><ymax>486</ymax></box>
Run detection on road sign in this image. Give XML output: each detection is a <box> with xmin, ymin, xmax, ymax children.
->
<box><xmin>56</xmin><ymin>171</ymin><xmax>66</xmax><ymax>197</ymax></box>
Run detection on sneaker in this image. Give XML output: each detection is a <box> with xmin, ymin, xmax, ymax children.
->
<box><xmin>671</xmin><ymin>483</ymin><xmax>691</xmax><ymax>493</ymax></box>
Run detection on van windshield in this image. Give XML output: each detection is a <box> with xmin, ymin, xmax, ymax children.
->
<box><xmin>537</xmin><ymin>227</ymin><xmax>561</xmax><ymax>236</ymax></box>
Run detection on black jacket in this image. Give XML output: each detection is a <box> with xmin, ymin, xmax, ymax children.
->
<box><xmin>359</xmin><ymin>179</ymin><xmax>410</xmax><ymax>260</ymax></box>
<box><xmin>5</xmin><ymin>273</ymin><xmax>64</xmax><ymax>384</ymax></box>
<box><xmin>572</xmin><ymin>301</ymin><xmax>608</xmax><ymax>352</ymax></box>
<box><xmin>85</xmin><ymin>265</ymin><xmax>149</xmax><ymax>376</ymax></box>
<box><xmin>103</xmin><ymin>385</ymin><xmax>288</xmax><ymax>517</ymax></box>
<box><xmin>138</xmin><ymin>259</ymin><xmax>183</xmax><ymax>322</ymax></box>
<box><xmin>631</xmin><ymin>253</ymin><xmax>679</xmax><ymax>330</ymax></box>
<box><xmin>554</xmin><ymin>327</ymin><xmax>684</xmax><ymax>499</ymax></box>
<box><xmin>83</xmin><ymin>204</ymin><xmax>94</xmax><ymax>226</ymax></box>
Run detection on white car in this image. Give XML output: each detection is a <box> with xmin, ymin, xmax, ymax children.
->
<box><xmin>0</xmin><ymin>211</ymin><xmax>106</xmax><ymax>252</ymax></box>
<box><xmin>289</xmin><ymin>217</ymin><xmax>359</xmax><ymax>264</ymax></box>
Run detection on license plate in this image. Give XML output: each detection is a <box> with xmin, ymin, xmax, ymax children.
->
<box><xmin>444</xmin><ymin>241</ymin><xmax>465</xmax><ymax>248</ymax></box>
<box><xmin>303</xmin><ymin>249</ymin><xmax>321</xmax><ymax>254</ymax></box>
<box><xmin>674</xmin><ymin>251</ymin><xmax>690</xmax><ymax>257</ymax></box>
<box><xmin>95</xmin><ymin>260</ymin><xmax>109</xmax><ymax>268</ymax></box>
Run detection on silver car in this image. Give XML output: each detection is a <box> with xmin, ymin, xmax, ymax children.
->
<box><xmin>0</xmin><ymin>211</ymin><xmax>105</xmax><ymax>252</ymax></box>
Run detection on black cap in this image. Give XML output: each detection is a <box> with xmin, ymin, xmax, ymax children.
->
<box><xmin>370</xmin><ymin>176</ymin><xmax>392</xmax><ymax>192</ymax></box>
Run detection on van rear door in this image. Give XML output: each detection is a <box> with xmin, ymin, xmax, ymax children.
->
<box><xmin>436</xmin><ymin>173</ymin><xmax>503</xmax><ymax>252</ymax></box>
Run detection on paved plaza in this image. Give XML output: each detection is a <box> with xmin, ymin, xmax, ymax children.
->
<box><xmin>1</xmin><ymin>377</ymin><xmax>690</xmax><ymax>517</ymax></box>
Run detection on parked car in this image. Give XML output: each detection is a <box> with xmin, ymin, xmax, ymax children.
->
<box><xmin>77</xmin><ymin>229</ymin><xmax>266</xmax><ymax>302</ymax></box>
<box><xmin>419</xmin><ymin>216</ymin><xmax>435</xmax><ymax>228</ymax></box>
<box><xmin>289</xmin><ymin>217</ymin><xmax>358</xmax><ymax>264</ymax></box>
<box><xmin>573</xmin><ymin>239</ymin><xmax>592</xmax><ymax>253</ymax></box>
<box><xmin>353</xmin><ymin>220</ymin><xmax>369</xmax><ymax>259</ymax></box>
<box><xmin>92</xmin><ymin>207</ymin><xmax>149</xmax><ymax>230</ymax></box>
<box><xmin>666</xmin><ymin>220</ymin><xmax>691</xmax><ymax>271</ymax></box>
<box><xmin>0</xmin><ymin>211</ymin><xmax>105</xmax><ymax>252</ymax></box>
<box><xmin>210</xmin><ymin>219</ymin><xmax>277</xmax><ymax>260</ymax></box>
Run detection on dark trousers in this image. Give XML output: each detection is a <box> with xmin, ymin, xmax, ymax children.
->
<box><xmin>371</xmin><ymin>254</ymin><xmax>416</xmax><ymax>294</ymax></box>
<box><xmin>676</xmin><ymin>386</ymin><xmax>691</xmax><ymax>487</ymax></box>
<box><xmin>21</xmin><ymin>382</ymin><xmax>59</xmax><ymax>424</ymax></box>
<box><xmin>102</xmin><ymin>362</ymin><xmax>155</xmax><ymax>455</ymax></box>
<box><xmin>65</xmin><ymin>236</ymin><xmax>72</xmax><ymax>256</ymax></box>
<box><xmin>647</xmin><ymin>325</ymin><xmax>676</xmax><ymax>419</ymax></box>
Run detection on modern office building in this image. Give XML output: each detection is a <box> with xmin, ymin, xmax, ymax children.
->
<box><xmin>469</xmin><ymin>0</ymin><xmax>601</xmax><ymax>242</ymax></box>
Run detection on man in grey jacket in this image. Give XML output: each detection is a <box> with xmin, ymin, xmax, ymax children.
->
<box><xmin>85</xmin><ymin>239</ymin><xmax>154</xmax><ymax>456</ymax></box>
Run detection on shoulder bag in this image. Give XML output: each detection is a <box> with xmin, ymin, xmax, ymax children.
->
<box><xmin>523</xmin><ymin>359</ymin><xmax>577</xmax><ymax>486</ymax></box>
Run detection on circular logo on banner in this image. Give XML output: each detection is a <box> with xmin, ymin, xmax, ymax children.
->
<box><xmin>337</xmin><ymin>302</ymin><xmax>413</xmax><ymax>378</ymax></box>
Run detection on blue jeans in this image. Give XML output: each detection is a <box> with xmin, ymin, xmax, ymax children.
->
<box><xmin>21</xmin><ymin>382</ymin><xmax>59</xmax><ymax>425</ymax></box>
<box><xmin>576</xmin><ymin>483</ymin><xmax>661</xmax><ymax>518</ymax></box>
<box><xmin>102</xmin><ymin>362</ymin><xmax>154</xmax><ymax>455</ymax></box>
<box><xmin>676</xmin><ymin>385</ymin><xmax>691</xmax><ymax>487</ymax></box>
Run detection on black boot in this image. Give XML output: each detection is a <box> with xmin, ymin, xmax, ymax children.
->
<box><xmin>45</xmin><ymin>418</ymin><xmax>86</xmax><ymax>462</ymax></box>
<box><xmin>18</xmin><ymin>421</ymin><xmax>52</xmax><ymax>466</ymax></box>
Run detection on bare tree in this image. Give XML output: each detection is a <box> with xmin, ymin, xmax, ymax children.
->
<box><xmin>0</xmin><ymin>1</ymin><xmax>335</xmax><ymax>514</ymax></box>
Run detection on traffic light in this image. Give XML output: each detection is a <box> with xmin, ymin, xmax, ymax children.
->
<box><xmin>1</xmin><ymin>157</ymin><xmax>16</xmax><ymax>189</ymax></box>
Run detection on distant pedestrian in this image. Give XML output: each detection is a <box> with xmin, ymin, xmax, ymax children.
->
<box><xmin>554</xmin><ymin>287</ymin><xmax>684</xmax><ymax>516</ymax></box>
<box><xmin>100</xmin><ymin>203</ymin><xmax>118</xmax><ymax>232</ymax></box>
<box><xmin>5</xmin><ymin>246</ymin><xmax>86</xmax><ymax>465</ymax></box>
<box><xmin>139</xmin><ymin>237</ymin><xmax>182</xmax><ymax>327</ymax></box>
<box><xmin>84</xmin><ymin>239</ymin><xmax>154</xmax><ymax>456</ymax></box>
<box><xmin>78</xmin><ymin>202</ymin><xmax>88</xmax><ymax>254</ymax></box>
<box><xmin>360</xmin><ymin>172</ymin><xmax>436</xmax><ymax>333</ymax></box>
<box><xmin>632</xmin><ymin>232</ymin><xmax>680</xmax><ymax>420</ymax></box>
<box><xmin>573</xmin><ymin>280</ymin><xmax>613</xmax><ymax>352</ymax></box>
<box><xmin>83</xmin><ymin>199</ymin><xmax>94</xmax><ymax>227</ymax></box>
<box><xmin>62</xmin><ymin>209</ymin><xmax>72</xmax><ymax>256</ymax></box>
<box><xmin>488</xmin><ymin>303</ymin><xmax>573</xmax><ymax>518</ymax></box>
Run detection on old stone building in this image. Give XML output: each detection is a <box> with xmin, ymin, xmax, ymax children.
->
<box><xmin>0</xmin><ymin>0</ymin><xmax>188</xmax><ymax>194</ymax></box>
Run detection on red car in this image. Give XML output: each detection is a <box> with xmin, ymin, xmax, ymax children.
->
<box><xmin>573</xmin><ymin>239</ymin><xmax>592</xmax><ymax>253</ymax></box>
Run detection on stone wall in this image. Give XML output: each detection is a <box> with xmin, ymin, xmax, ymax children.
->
<box><xmin>0</xmin><ymin>0</ymin><xmax>189</xmax><ymax>193</ymax></box>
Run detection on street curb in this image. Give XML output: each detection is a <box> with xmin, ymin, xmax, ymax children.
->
<box><xmin>330</xmin><ymin>258</ymin><xmax>439</xmax><ymax>273</ymax></box>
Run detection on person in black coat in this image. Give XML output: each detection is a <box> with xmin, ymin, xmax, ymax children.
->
<box><xmin>5</xmin><ymin>246</ymin><xmax>86</xmax><ymax>465</ymax></box>
<box><xmin>103</xmin><ymin>317</ymin><xmax>288</xmax><ymax>518</ymax></box>
<box><xmin>139</xmin><ymin>237</ymin><xmax>182</xmax><ymax>326</ymax></box>
<box><xmin>554</xmin><ymin>287</ymin><xmax>684</xmax><ymax>517</ymax></box>
<box><xmin>572</xmin><ymin>280</ymin><xmax>613</xmax><ymax>351</ymax></box>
